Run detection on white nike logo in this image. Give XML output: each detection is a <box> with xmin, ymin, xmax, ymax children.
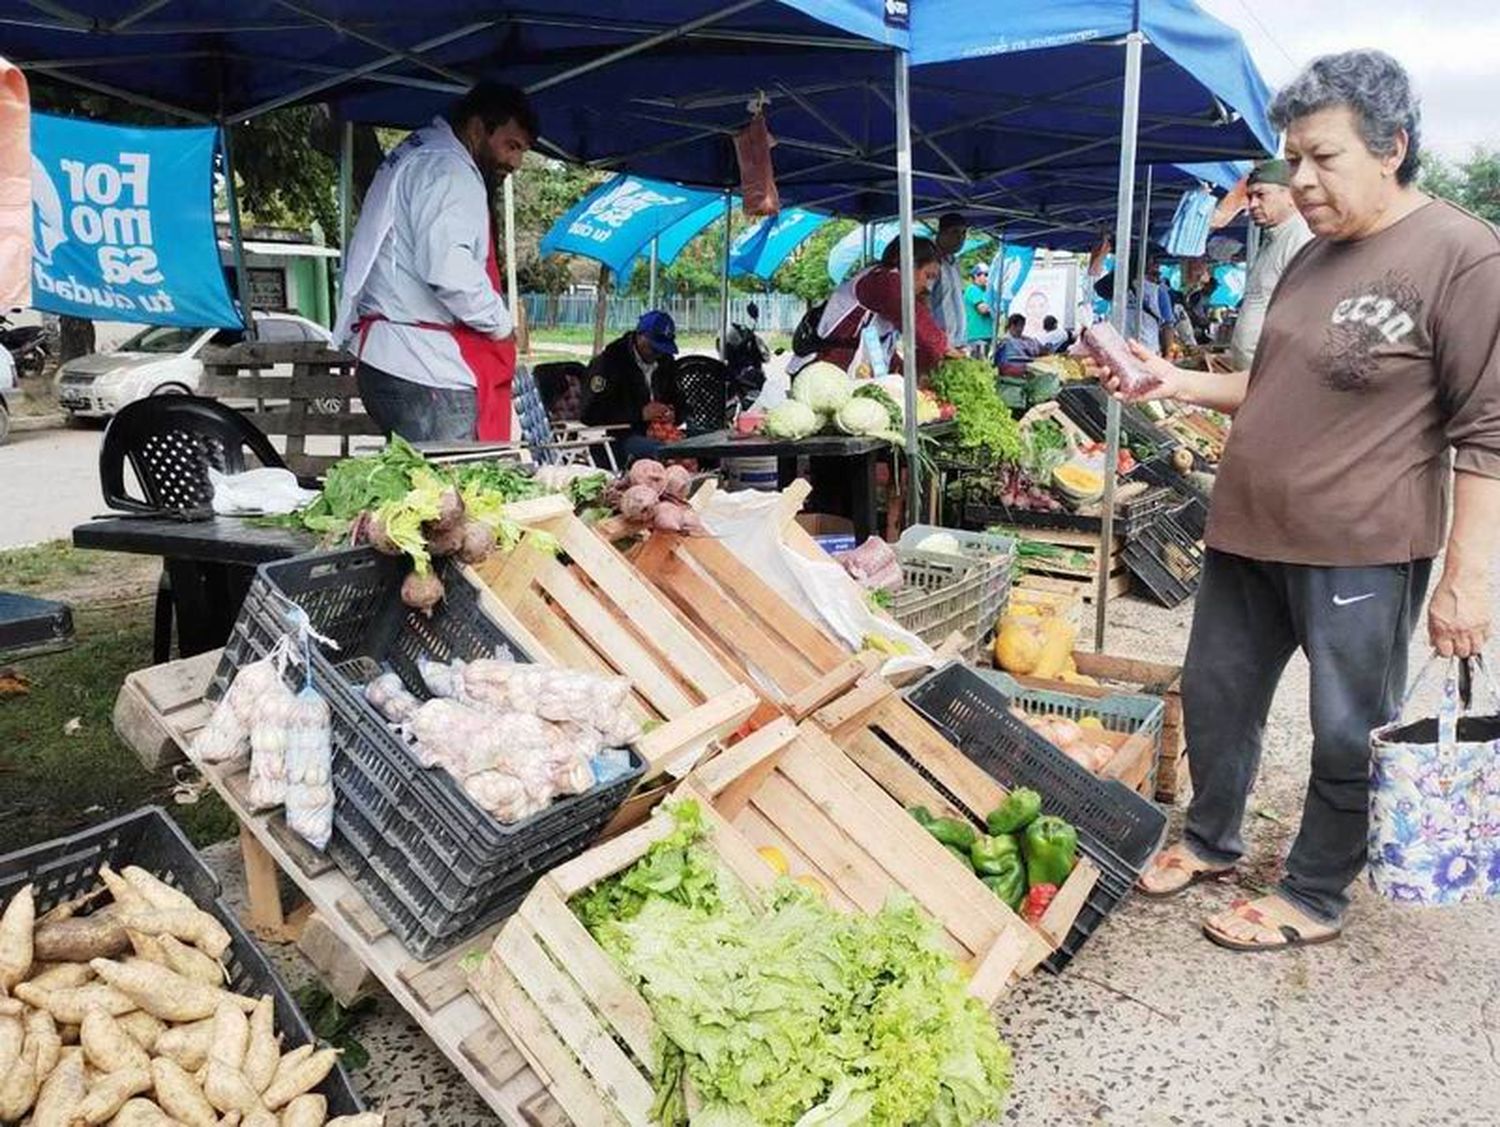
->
<box><xmin>1333</xmin><ymin>593</ymin><xmax>1376</xmax><ymax>607</ymax></box>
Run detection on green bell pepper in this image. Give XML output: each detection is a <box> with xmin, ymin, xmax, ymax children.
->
<box><xmin>1021</xmin><ymin>815</ymin><xmax>1078</xmax><ymax>887</ymax></box>
<box><xmin>908</xmin><ymin>805</ymin><xmax>935</xmax><ymax>827</ymax></box>
<box><xmin>969</xmin><ymin>833</ymin><xmax>1021</xmax><ymax>877</ymax></box>
<box><xmin>926</xmin><ymin>816</ymin><xmax>978</xmax><ymax>851</ymax></box>
<box><xmin>987</xmin><ymin>788</ymin><xmax>1043</xmax><ymax>835</ymax></box>
<box><xmin>980</xmin><ymin>854</ymin><xmax>1027</xmax><ymax>912</ymax></box>
<box><xmin>942</xmin><ymin>842</ymin><xmax>975</xmax><ymax>869</ymax></box>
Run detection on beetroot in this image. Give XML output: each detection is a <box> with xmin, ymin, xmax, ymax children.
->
<box><xmin>366</xmin><ymin>515</ymin><xmax>402</xmax><ymax>555</ymax></box>
<box><xmin>619</xmin><ymin>484</ymin><xmax>661</xmax><ymax>524</ymax></box>
<box><xmin>430</xmin><ymin>487</ymin><xmax>466</xmax><ymax>532</ymax></box>
<box><xmin>626</xmin><ymin>459</ymin><xmax>668</xmax><ymax>493</ymax></box>
<box><xmin>1070</xmin><ymin>320</ymin><xmax>1161</xmax><ymax>398</ymax></box>
<box><xmin>661</xmin><ymin>464</ymin><xmax>693</xmax><ymax>501</ymax></box>
<box><xmin>457</xmin><ymin>520</ymin><xmax>497</xmax><ymax>564</ymax></box>
<box><xmin>425</xmin><ymin>520</ymin><xmax>467</xmax><ymax>557</ymax></box>
<box><xmin>401</xmin><ymin>571</ymin><xmax>445</xmax><ymax>615</ymax></box>
<box><xmin>653</xmin><ymin>503</ymin><xmax>686</xmax><ymax>532</ymax></box>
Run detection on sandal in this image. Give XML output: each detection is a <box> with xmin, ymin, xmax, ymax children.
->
<box><xmin>1135</xmin><ymin>843</ymin><xmax>1235</xmax><ymax>899</ymax></box>
<box><xmin>1202</xmin><ymin>896</ymin><xmax>1342</xmax><ymax>952</ymax></box>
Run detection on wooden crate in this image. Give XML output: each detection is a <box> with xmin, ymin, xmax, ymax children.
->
<box><xmin>198</xmin><ymin>341</ymin><xmax>382</xmax><ymax>477</ymax></box>
<box><xmin>1011</xmin><ymin>651</ymin><xmax>1185</xmax><ymax>804</ymax></box>
<box><xmin>475</xmin><ymin>497</ymin><xmax>768</xmax><ymax>821</ymax></box>
<box><xmin>810</xmin><ymin>677</ymin><xmax>1099</xmax><ymax>966</ymax></box>
<box><xmin>471</xmin><ymin>717</ymin><xmax>1037</xmax><ymax>1125</ymax></box>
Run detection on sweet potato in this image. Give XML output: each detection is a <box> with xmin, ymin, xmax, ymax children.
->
<box><xmin>326</xmin><ymin>1117</ymin><xmax>385</xmax><ymax>1127</ymax></box>
<box><xmin>119</xmin><ymin>867</ymin><xmax>198</xmax><ymax>914</ymax></box>
<box><xmin>0</xmin><ymin>1042</ymin><xmax>38</xmax><ymax>1120</ymax></box>
<box><xmin>158</xmin><ymin>935</ymin><xmax>226</xmax><ymax>987</ymax></box>
<box><xmin>27</xmin><ymin>962</ymin><xmax>96</xmax><ymax>992</ymax></box>
<box><xmin>152</xmin><ymin>1057</ymin><xmax>218</xmax><ymax>1127</ymax></box>
<box><xmin>107</xmin><ymin>1097</ymin><xmax>181</xmax><ymax>1126</ymax></box>
<box><xmin>240</xmin><ymin>997</ymin><xmax>278</xmax><ymax>1094</ymax></box>
<box><xmin>98</xmin><ymin>867</ymin><xmax>148</xmax><ymax>912</ymax></box>
<box><xmin>25</xmin><ymin>1006</ymin><xmax>61</xmax><ymax>1080</ymax></box>
<box><xmin>72</xmin><ymin>1064</ymin><xmax>152</xmax><ymax>1124</ymax></box>
<box><xmin>280</xmin><ymin>1092</ymin><xmax>328</xmax><ymax>1127</ymax></box>
<box><xmin>36</xmin><ymin>884</ymin><xmax>107</xmax><ymax>926</ymax></box>
<box><xmin>208</xmin><ymin>1001</ymin><xmax>250</xmax><ymax>1071</ymax></box>
<box><xmin>127</xmin><ymin>929</ymin><xmax>170</xmax><ymax>966</ymax></box>
<box><xmin>203</xmin><ymin>1060</ymin><xmax>267</xmax><ymax>1116</ymax></box>
<box><xmin>89</xmin><ymin>959</ymin><xmax>254</xmax><ymax>1023</ymax></box>
<box><xmin>81</xmin><ymin>1007</ymin><xmax>151</xmax><ymax>1074</ymax></box>
<box><xmin>0</xmin><ymin>1012</ymin><xmax>23</xmax><ymax>1078</ymax></box>
<box><xmin>113</xmin><ymin>906</ymin><xmax>231</xmax><ymax>960</ymax></box>
<box><xmin>33</xmin><ymin>911</ymin><xmax>131</xmax><ymax>963</ymax></box>
<box><xmin>30</xmin><ymin>1045</ymin><xmax>86</xmax><ymax>1127</ymax></box>
<box><xmin>14</xmin><ymin>982</ymin><xmax>136</xmax><ymax>1025</ymax></box>
<box><xmin>153</xmin><ymin>1017</ymin><xmax>216</xmax><ymax>1071</ymax></box>
<box><xmin>0</xmin><ymin>995</ymin><xmax>21</xmax><ymax>1016</ymax></box>
<box><xmin>240</xmin><ymin>1111</ymin><xmax>279</xmax><ymax>1127</ymax></box>
<box><xmin>261</xmin><ymin>1046</ymin><xmax>338</xmax><ymax>1110</ymax></box>
<box><xmin>0</xmin><ymin>882</ymin><xmax>35</xmax><ymax>990</ymax></box>
<box><xmin>115</xmin><ymin>1010</ymin><xmax>166</xmax><ymax>1054</ymax></box>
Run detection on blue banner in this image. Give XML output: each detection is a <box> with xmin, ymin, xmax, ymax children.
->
<box><xmin>539</xmin><ymin>174</ymin><xmax>721</xmax><ymax>277</ymax></box>
<box><xmin>30</xmin><ymin>114</ymin><xmax>240</xmax><ymax>327</ymax></box>
<box><xmin>1210</xmin><ymin>262</ymin><xmax>1247</xmax><ymax>308</ymax></box>
<box><xmin>986</xmin><ymin>245</ymin><xmax>1036</xmax><ymax>311</ymax></box>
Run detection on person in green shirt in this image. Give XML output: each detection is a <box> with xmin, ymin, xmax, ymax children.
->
<box><xmin>963</xmin><ymin>263</ymin><xmax>994</xmax><ymax>358</ymax></box>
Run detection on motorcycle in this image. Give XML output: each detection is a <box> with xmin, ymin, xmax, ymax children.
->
<box><xmin>720</xmin><ymin>300</ymin><xmax>772</xmax><ymax>413</ymax></box>
<box><xmin>0</xmin><ymin>313</ymin><xmax>49</xmax><ymax>380</ymax></box>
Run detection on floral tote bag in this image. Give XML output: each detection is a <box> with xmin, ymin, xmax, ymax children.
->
<box><xmin>1368</xmin><ymin>658</ymin><xmax>1500</xmax><ymax>904</ymax></box>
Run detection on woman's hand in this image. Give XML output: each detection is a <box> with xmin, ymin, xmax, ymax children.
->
<box><xmin>1085</xmin><ymin>339</ymin><xmax>1188</xmax><ymax>403</ymax></box>
<box><xmin>1429</xmin><ymin>567</ymin><xmax>1493</xmax><ymax>659</ymax></box>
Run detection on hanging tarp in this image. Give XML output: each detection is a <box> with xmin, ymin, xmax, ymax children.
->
<box><xmin>731</xmin><ymin>208</ymin><xmax>830</xmax><ymax>280</ymax></box>
<box><xmin>539</xmin><ymin>173</ymin><xmax>721</xmax><ymax>276</ymax></box>
<box><xmin>29</xmin><ymin>113</ymin><xmax>239</xmax><ymax>327</ymax></box>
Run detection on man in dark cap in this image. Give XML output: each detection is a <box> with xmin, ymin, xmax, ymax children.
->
<box><xmin>1229</xmin><ymin>159</ymin><xmax>1313</xmax><ymax>369</ymax></box>
<box><xmin>581</xmin><ymin>310</ymin><xmax>686</xmax><ymax>463</ymax></box>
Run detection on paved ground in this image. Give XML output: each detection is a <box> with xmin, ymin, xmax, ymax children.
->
<box><xmin>199</xmin><ymin>577</ymin><xmax>1500</xmax><ymax>1127</ymax></box>
<box><xmin>0</xmin><ymin>425</ymin><xmax>111</xmax><ymax>549</ymax></box>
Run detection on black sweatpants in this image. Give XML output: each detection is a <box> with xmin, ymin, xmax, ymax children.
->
<box><xmin>1181</xmin><ymin>549</ymin><xmax>1432</xmax><ymax>923</ymax></box>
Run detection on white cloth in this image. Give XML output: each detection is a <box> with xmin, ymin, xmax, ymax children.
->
<box><xmin>333</xmin><ymin>118</ymin><xmax>513</xmax><ymax>391</ymax></box>
<box><xmin>929</xmin><ymin>253</ymin><xmax>965</xmax><ymax>337</ymax></box>
<box><xmin>1038</xmin><ymin>327</ymin><xmax>1070</xmax><ymax>352</ymax></box>
<box><xmin>1228</xmin><ymin>212</ymin><xmax>1314</xmax><ymax>370</ymax></box>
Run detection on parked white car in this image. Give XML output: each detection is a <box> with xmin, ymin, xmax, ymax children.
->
<box><xmin>0</xmin><ymin>346</ymin><xmax>16</xmax><ymax>445</ymax></box>
<box><xmin>55</xmin><ymin>312</ymin><xmax>333</xmax><ymax>420</ymax></box>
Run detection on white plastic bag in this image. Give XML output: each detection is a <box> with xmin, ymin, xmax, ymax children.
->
<box><xmin>284</xmin><ymin>687</ymin><xmax>334</xmax><ymax>850</ymax></box>
<box><xmin>190</xmin><ymin>653</ymin><xmax>289</xmax><ymax>764</ymax></box>
<box><xmin>209</xmin><ymin>467</ymin><xmax>319</xmax><ymax>516</ymax></box>
<box><xmin>247</xmin><ymin>679</ymin><xmax>298</xmax><ymax>809</ymax></box>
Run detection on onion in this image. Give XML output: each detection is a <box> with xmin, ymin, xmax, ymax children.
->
<box><xmin>619</xmin><ymin>484</ymin><xmax>661</xmax><ymax>524</ymax></box>
<box><xmin>1051</xmin><ymin>718</ymin><xmax>1083</xmax><ymax>747</ymax></box>
<box><xmin>458</xmin><ymin>520</ymin><xmax>497</xmax><ymax>564</ymax></box>
<box><xmin>401</xmin><ymin>572</ymin><xmax>445</xmax><ymax>615</ymax></box>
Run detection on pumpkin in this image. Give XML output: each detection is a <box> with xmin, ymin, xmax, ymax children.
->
<box><xmin>1052</xmin><ymin>463</ymin><xmax>1105</xmax><ymax>505</ymax></box>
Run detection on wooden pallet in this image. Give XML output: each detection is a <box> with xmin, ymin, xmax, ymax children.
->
<box><xmin>1012</xmin><ymin>652</ymin><xmax>1186</xmax><ymax>804</ymax></box>
<box><xmin>810</xmin><ymin>676</ymin><xmax>1099</xmax><ymax>973</ymax></box>
<box><xmin>112</xmin><ymin>648</ymin><xmax>223</xmax><ymax>768</ymax></box>
<box><xmin>1013</xmin><ymin>570</ymin><xmax>1130</xmax><ymax>605</ymax></box>
<box><xmin>470</xmin><ymin>716</ymin><xmax>1033</xmax><ymax>1125</ymax></box>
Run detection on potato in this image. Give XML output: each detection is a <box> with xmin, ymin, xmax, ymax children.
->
<box><xmin>33</xmin><ymin>912</ymin><xmax>131</xmax><ymax>962</ymax></box>
<box><xmin>154</xmin><ymin>1018</ymin><xmax>216</xmax><ymax>1072</ymax></box>
<box><xmin>120</xmin><ymin>867</ymin><xmax>198</xmax><ymax>914</ymax></box>
<box><xmin>262</xmin><ymin>1046</ymin><xmax>338</xmax><ymax>1111</ymax></box>
<box><xmin>159</xmin><ymin>935</ymin><xmax>226</xmax><ymax>988</ymax></box>
<box><xmin>90</xmin><ymin>959</ymin><xmax>255</xmax><ymax>1023</ymax></box>
<box><xmin>241</xmin><ymin>997</ymin><xmax>278</xmax><ymax>1094</ymax></box>
<box><xmin>107</xmin><ymin>1097</ymin><xmax>181</xmax><ymax>1125</ymax></box>
<box><xmin>116</xmin><ymin>1010</ymin><xmax>166</xmax><ymax>1053</ymax></box>
<box><xmin>113</xmin><ymin>907</ymin><xmax>231</xmax><ymax>960</ymax></box>
<box><xmin>31</xmin><ymin>1045</ymin><xmax>87</xmax><ymax>1126</ymax></box>
<box><xmin>27</xmin><ymin>961</ymin><xmax>96</xmax><ymax>992</ymax></box>
<box><xmin>208</xmin><ymin>1001</ymin><xmax>250</xmax><ymax>1070</ymax></box>
<box><xmin>74</xmin><ymin>1065</ymin><xmax>153</xmax><ymax>1124</ymax></box>
<box><xmin>82</xmin><ymin>1007</ymin><xmax>152</xmax><ymax>1074</ymax></box>
<box><xmin>203</xmin><ymin>1061</ymin><xmax>266</xmax><ymax>1116</ymax></box>
<box><xmin>280</xmin><ymin>1093</ymin><xmax>328</xmax><ymax>1127</ymax></box>
<box><xmin>14</xmin><ymin>982</ymin><xmax>136</xmax><ymax>1025</ymax></box>
<box><xmin>151</xmin><ymin>1057</ymin><xmax>218</xmax><ymax>1127</ymax></box>
<box><xmin>25</xmin><ymin>1006</ymin><xmax>62</xmax><ymax>1080</ymax></box>
<box><xmin>0</xmin><ymin>882</ymin><xmax>35</xmax><ymax>990</ymax></box>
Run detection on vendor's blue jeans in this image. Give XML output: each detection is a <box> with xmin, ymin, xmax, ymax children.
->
<box><xmin>1180</xmin><ymin>550</ymin><xmax>1431</xmax><ymax>924</ymax></box>
<box><xmin>356</xmin><ymin>361</ymin><xmax>476</xmax><ymax>443</ymax></box>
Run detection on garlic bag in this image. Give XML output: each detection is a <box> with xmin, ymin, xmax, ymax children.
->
<box><xmin>364</xmin><ymin>671</ymin><xmax>420</xmax><ymax>725</ymax></box>
<box><xmin>190</xmin><ymin>657</ymin><xmax>287</xmax><ymax>765</ymax></box>
<box><xmin>247</xmin><ymin>678</ymin><xmax>298</xmax><ymax>808</ymax></box>
<box><xmin>284</xmin><ymin>688</ymin><xmax>334</xmax><ymax>851</ymax></box>
<box><xmin>417</xmin><ymin>655</ymin><xmax>468</xmax><ymax>700</ymax></box>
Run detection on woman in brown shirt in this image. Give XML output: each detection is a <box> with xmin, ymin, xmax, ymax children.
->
<box><xmin>1096</xmin><ymin>50</ymin><xmax>1500</xmax><ymax>949</ymax></box>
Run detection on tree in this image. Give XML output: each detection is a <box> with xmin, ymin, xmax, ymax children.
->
<box><xmin>1421</xmin><ymin>148</ymin><xmax>1500</xmax><ymax>226</ymax></box>
<box><xmin>769</xmin><ymin>219</ymin><xmax>856</xmax><ymax>307</ymax></box>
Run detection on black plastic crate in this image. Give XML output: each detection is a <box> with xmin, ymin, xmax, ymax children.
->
<box><xmin>1128</xmin><ymin>457</ymin><xmax>1212</xmax><ymax>541</ymax></box>
<box><xmin>0</xmin><ymin>807</ymin><xmax>363</xmax><ymax>1115</ymax></box>
<box><xmin>953</xmin><ymin>486</ymin><xmax>1176</xmax><ymax>541</ymax></box>
<box><xmin>904</xmin><ymin>663</ymin><xmax>1167</xmax><ymax>972</ymax></box>
<box><xmin>209</xmin><ymin>548</ymin><xmax>646</xmax><ymax>955</ymax></box>
<box><xmin>1057</xmin><ymin>384</ymin><xmax>1184</xmax><ymax>464</ymax></box>
<box><xmin>0</xmin><ymin>591</ymin><xmax>74</xmax><ymax>659</ymax></box>
<box><xmin>1122</xmin><ymin>510</ymin><xmax>1204</xmax><ymax>608</ymax></box>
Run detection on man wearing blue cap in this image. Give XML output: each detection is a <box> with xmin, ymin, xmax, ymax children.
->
<box><xmin>582</xmin><ymin>310</ymin><xmax>686</xmax><ymax>460</ymax></box>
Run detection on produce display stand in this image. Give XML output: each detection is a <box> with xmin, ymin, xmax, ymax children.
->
<box><xmin>1003</xmin><ymin>527</ymin><xmax>1129</xmax><ymax>605</ymax></box>
<box><xmin>469</xmin><ymin>716</ymin><xmax>1041</xmax><ymax>1125</ymax></box>
<box><xmin>809</xmin><ymin>675</ymin><xmax>1099</xmax><ymax>974</ymax></box>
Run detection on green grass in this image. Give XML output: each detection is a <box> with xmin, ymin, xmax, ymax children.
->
<box><xmin>0</xmin><ymin>594</ymin><xmax>237</xmax><ymax>856</ymax></box>
<box><xmin>0</xmin><ymin>541</ymin><xmax>107</xmax><ymax>592</ymax></box>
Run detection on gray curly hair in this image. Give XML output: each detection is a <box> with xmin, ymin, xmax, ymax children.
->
<box><xmin>1268</xmin><ymin>50</ymin><xmax>1422</xmax><ymax>185</ymax></box>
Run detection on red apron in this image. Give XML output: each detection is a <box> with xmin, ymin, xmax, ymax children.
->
<box><xmin>356</xmin><ymin>218</ymin><xmax>515</xmax><ymax>441</ymax></box>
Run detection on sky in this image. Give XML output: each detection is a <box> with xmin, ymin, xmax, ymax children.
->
<box><xmin>1199</xmin><ymin>0</ymin><xmax>1500</xmax><ymax>160</ymax></box>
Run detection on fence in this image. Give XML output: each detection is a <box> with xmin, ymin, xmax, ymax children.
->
<box><xmin>521</xmin><ymin>292</ymin><xmax>807</xmax><ymax>336</ymax></box>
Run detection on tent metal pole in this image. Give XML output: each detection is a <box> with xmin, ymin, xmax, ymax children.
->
<box><xmin>719</xmin><ymin>194</ymin><xmax>732</xmax><ymax>359</ymax></box>
<box><xmin>648</xmin><ymin>238</ymin><xmax>659</xmax><ymax>309</ymax></box>
<box><xmin>503</xmin><ymin>171</ymin><xmax>521</xmax><ymax>351</ymax></box>
<box><xmin>219</xmin><ymin>122</ymin><xmax>255</xmax><ymax>337</ymax></box>
<box><xmin>894</xmin><ymin>49</ymin><xmax>921</xmax><ymax>527</ymax></box>
<box><xmin>990</xmin><ymin>232</ymin><xmax>1005</xmax><ymax>357</ymax></box>
<box><xmin>336</xmin><ymin>120</ymin><xmax>352</xmax><ymax>298</ymax></box>
<box><xmin>1134</xmin><ymin>163</ymin><xmax>1153</xmax><ymax>328</ymax></box>
<box><xmin>1094</xmin><ymin>29</ymin><xmax>1145</xmax><ymax>650</ymax></box>
<box><xmin>593</xmin><ymin>265</ymin><xmax>610</xmax><ymax>356</ymax></box>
